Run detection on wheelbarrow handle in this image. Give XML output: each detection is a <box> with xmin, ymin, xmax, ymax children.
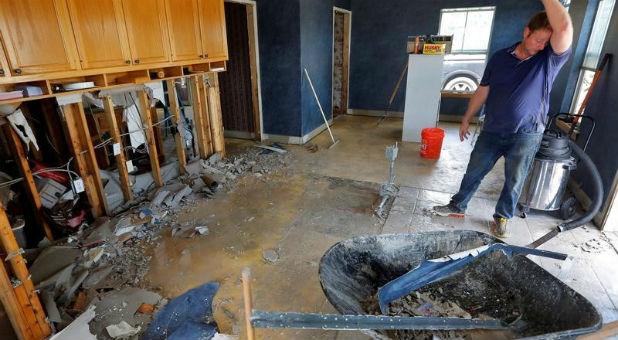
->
<box><xmin>250</xmin><ymin>310</ymin><xmax>508</xmax><ymax>331</ymax></box>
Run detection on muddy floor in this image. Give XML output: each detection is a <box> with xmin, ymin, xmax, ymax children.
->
<box><xmin>143</xmin><ymin>148</ymin><xmax>383</xmax><ymax>339</ymax></box>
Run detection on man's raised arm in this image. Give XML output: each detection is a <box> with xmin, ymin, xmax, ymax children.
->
<box><xmin>542</xmin><ymin>0</ymin><xmax>573</xmax><ymax>54</ymax></box>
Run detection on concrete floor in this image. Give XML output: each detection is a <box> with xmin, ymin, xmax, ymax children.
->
<box><xmin>144</xmin><ymin>115</ymin><xmax>618</xmax><ymax>339</ymax></box>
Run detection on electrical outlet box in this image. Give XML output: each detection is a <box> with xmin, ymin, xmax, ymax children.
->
<box><xmin>112</xmin><ymin>143</ymin><xmax>121</xmax><ymax>156</ymax></box>
<box><xmin>72</xmin><ymin>178</ymin><xmax>85</xmax><ymax>194</ymax></box>
<box><xmin>126</xmin><ymin>160</ymin><xmax>135</xmax><ymax>173</ymax></box>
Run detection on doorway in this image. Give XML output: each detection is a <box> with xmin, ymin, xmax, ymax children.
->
<box><xmin>332</xmin><ymin>7</ymin><xmax>351</xmax><ymax>117</ymax></box>
<box><xmin>219</xmin><ymin>0</ymin><xmax>262</xmax><ymax>140</ymax></box>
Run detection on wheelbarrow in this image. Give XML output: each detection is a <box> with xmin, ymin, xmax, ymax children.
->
<box><xmin>318</xmin><ymin>231</ymin><xmax>602</xmax><ymax>340</ymax></box>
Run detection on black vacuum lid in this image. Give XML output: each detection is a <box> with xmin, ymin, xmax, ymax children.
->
<box><xmin>536</xmin><ymin>130</ymin><xmax>572</xmax><ymax>160</ymax></box>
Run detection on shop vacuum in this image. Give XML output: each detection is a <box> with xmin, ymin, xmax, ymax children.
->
<box><xmin>519</xmin><ymin>113</ymin><xmax>604</xmax><ymax>246</ymax></box>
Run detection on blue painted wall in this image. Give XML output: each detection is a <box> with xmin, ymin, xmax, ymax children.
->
<box><xmin>555</xmin><ymin>0</ymin><xmax>599</xmax><ymax>113</ymax></box>
<box><xmin>256</xmin><ymin>0</ymin><xmax>350</xmax><ymax>137</ymax></box>
<box><xmin>300</xmin><ymin>0</ymin><xmax>351</xmax><ymax>135</ymax></box>
<box><xmin>573</xmin><ymin>2</ymin><xmax>618</xmax><ymax>207</ymax></box>
<box><xmin>256</xmin><ymin>0</ymin><xmax>302</xmax><ymax>136</ymax></box>
<box><xmin>348</xmin><ymin>0</ymin><xmax>572</xmax><ymax>114</ymax></box>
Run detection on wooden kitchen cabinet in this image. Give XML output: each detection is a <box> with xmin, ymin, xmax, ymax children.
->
<box><xmin>165</xmin><ymin>0</ymin><xmax>203</xmax><ymax>62</ymax></box>
<box><xmin>198</xmin><ymin>0</ymin><xmax>228</xmax><ymax>60</ymax></box>
<box><xmin>0</xmin><ymin>0</ymin><xmax>79</xmax><ymax>75</ymax></box>
<box><xmin>66</xmin><ymin>0</ymin><xmax>132</xmax><ymax>69</ymax></box>
<box><xmin>121</xmin><ymin>0</ymin><xmax>171</xmax><ymax>65</ymax></box>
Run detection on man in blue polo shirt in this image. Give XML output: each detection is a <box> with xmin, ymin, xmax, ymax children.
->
<box><xmin>433</xmin><ymin>0</ymin><xmax>573</xmax><ymax>237</ymax></box>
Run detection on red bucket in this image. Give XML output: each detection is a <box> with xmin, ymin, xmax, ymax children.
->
<box><xmin>420</xmin><ymin>128</ymin><xmax>445</xmax><ymax>159</ymax></box>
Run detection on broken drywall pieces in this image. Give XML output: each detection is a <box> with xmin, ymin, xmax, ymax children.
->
<box><xmin>41</xmin><ymin>290</ymin><xmax>63</xmax><ymax>323</ymax></box>
<box><xmin>35</xmin><ymin>263</ymin><xmax>76</xmax><ymax>290</ymax></box>
<box><xmin>29</xmin><ymin>246</ymin><xmax>82</xmax><ymax>284</ymax></box>
<box><xmin>106</xmin><ymin>321</ymin><xmax>141</xmax><ymax>338</ymax></box>
<box><xmin>49</xmin><ymin>305</ymin><xmax>97</xmax><ymax>340</ymax></box>
<box><xmin>172</xmin><ymin>224</ymin><xmax>209</xmax><ymax>238</ymax></box>
<box><xmin>150</xmin><ymin>190</ymin><xmax>170</xmax><ymax>208</ymax></box>
<box><xmin>82</xmin><ymin>266</ymin><xmax>114</xmax><ymax>290</ymax></box>
<box><xmin>113</xmin><ymin>217</ymin><xmax>137</xmax><ymax>236</ymax></box>
<box><xmin>90</xmin><ymin>287</ymin><xmax>161</xmax><ymax>338</ymax></box>
<box><xmin>7</xmin><ymin>108</ymin><xmax>40</xmax><ymax>150</ymax></box>
<box><xmin>84</xmin><ymin>247</ymin><xmax>105</xmax><ymax>268</ymax></box>
<box><xmin>206</xmin><ymin>152</ymin><xmax>222</xmax><ymax>165</ymax></box>
<box><xmin>168</xmin><ymin>185</ymin><xmax>192</xmax><ymax>208</ymax></box>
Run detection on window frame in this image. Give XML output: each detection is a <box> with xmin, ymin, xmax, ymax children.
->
<box><xmin>570</xmin><ymin>0</ymin><xmax>615</xmax><ymax>114</ymax></box>
<box><xmin>439</xmin><ymin>6</ymin><xmax>496</xmax><ymax>56</ymax></box>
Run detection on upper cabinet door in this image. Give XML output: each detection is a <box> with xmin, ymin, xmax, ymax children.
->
<box><xmin>165</xmin><ymin>0</ymin><xmax>203</xmax><ymax>62</ymax></box>
<box><xmin>121</xmin><ymin>0</ymin><xmax>170</xmax><ymax>65</ymax></box>
<box><xmin>198</xmin><ymin>0</ymin><xmax>228</xmax><ymax>60</ymax></box>
<box><xmin>0</xmin><ymin>0</ymin><xmax>79</xmax><ymax>75</ymax></box>
<box><xmin>66</xmin><ymin>0</ymin><xmax>132</xmax><ymax>69</ymax></box>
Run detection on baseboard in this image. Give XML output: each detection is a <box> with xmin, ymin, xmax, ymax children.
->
<box><xmin>347</xmin><ymin>109</ymin><xmax>403</xmax><ymax>118</ymax></box>
<box><xmin>224</xmin><ymin>130</ymin><xmax>255</xmax><ymax>139</ymax></box>
<box><xmin>567</xmin><ymin>178</ymin><xmax>604</xmax><ymax>227</ymax></box>
<box><xmin>262</xmin><ymin>118</ymin><xmax>333</xmax><ymax>145</ymax></box>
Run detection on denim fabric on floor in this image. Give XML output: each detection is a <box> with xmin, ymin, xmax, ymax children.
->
<box><xmin>450</xmin><ymin>131</ymin><xmax>542</xmax><ymax>219</ymax></box>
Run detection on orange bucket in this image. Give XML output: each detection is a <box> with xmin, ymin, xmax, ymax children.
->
<box><xmin>420</xmin><ymin>128</ymin><xmax>445</xmax><ymax>159</ymax></box>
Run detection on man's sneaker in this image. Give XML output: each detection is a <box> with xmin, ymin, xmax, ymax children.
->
<box><xmin>432</xmin><ymin>204</ymin><xmax>465</xmax><ymax>218</ymax></box>
<box><xmin>491</xmin><ymin>216</ymin><xmax>508</xmax><ymax>238</ymax></box>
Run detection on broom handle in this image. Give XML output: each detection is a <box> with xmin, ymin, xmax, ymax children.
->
<box><xmin>242</xmin><ymin>268</ymin><xmax>255</xmax><ymax>340</ymax></box>
<box><xmin>304</xmin><ymin>68</ymin><xmax>337</xmax><ymax>144</ymax></box>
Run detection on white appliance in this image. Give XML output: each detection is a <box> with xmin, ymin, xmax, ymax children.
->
<box><xmin>402</xmin><ymin>54</ymin><xmax>444</xmax><ymax>142</ymax></box>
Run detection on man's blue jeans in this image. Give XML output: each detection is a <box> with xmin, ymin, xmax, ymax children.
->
<box><xmin>450</xmin><ymin>131</ymin><xmax>543</xmax><ymax>219</ymax></box>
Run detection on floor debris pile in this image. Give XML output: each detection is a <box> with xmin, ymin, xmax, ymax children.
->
<box><xmin>24</xmin><ymin>146</ymin><xmax>292</xmax><ymax>339</ymax></box>
<box><xmin>362</xmin><ymin>262</ymin><xmax>522</xmax><ymax>340</ymax></box>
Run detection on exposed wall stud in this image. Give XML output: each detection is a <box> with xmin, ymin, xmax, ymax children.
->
<box><xmin>137</xmin><ymin>89</ymin><xmax>163</xmax><ymax>187</ymax></box>
<box><xmin>166</xmin><ymin>79</ymin><xmax>187</xmax><ymax>173</ymax></box>
<box><xmin>102</xmin><ymin>97</ymin><xmax>133</xmax><ymax>201</ymax></box>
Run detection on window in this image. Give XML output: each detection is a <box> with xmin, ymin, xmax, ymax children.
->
<box><xmin>439</xmin><ymin>7</ymin><xmax>496</xmax><ymax>54</ymax></box>
<box><xmin>438</xmin><ymin>7</ymin><xmax>495</xmax><ymax>91</ymax></box>
<box><xmin>571</xmin><ymin>0</ymin><xmax>615</xmax><ymax>114</ymax></box>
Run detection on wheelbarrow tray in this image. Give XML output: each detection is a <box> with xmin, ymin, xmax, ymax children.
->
<box><xmin>318</xmin><ymin>230</ymin><xmax>602</xmax><ymax>340</ymax></box>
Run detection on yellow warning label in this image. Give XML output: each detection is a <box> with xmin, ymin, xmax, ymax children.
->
<box><xmin>423</xmin><ymin>44</ymin><xmax>444</xmax><ymax>55</ymax></box>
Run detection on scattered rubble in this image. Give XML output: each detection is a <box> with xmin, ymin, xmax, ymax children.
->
<box><xmin>106</xmin><ymin>321</ymin><xmax>141</xmax><ymax>338</ymax></box>
<box><xmin>262</xmin><ymin>248</ymin><xmax>280</xmax><ymax>264</ymax></box>
<box><xmin>573</xmin><ymin>234</ymin><xmax>614</xmax><ymax>254</ymax></box>
<box><xmin>24</xmin><ymin>145</ymin><xmax>292</xmax><ymax>339</ymax></box>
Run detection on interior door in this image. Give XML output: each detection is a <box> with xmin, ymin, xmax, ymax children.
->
<box><xmin>198</xmin><ymin>0</ymin><xmax>228</xmax><ymax>60</ymax></box>
<box><xmin>121</xmin><ymin>0</ymin><xmax>171</xmax><ymax>65</ymax></box>
<box><xmin>164</xmin><ymin>0</ymin><xmax>203</xmax><ymax>62</ymax></box>
<box><xmin>66</xmin><ymin>0</ymin><xmax>132</xmax><ymax>69</ymax></box>
<box><xmin>219</xmin><ymin>2</ymin><xmax>254</xmax><ymax>135</ymax></box>
<box><xmin>0</xmin><ymin>0</ymin><xmax>79</xmax><ymax>75</ymax></box>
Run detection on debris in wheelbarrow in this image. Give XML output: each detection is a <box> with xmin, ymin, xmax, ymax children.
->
<box><xmin>319</xmin><ymin>231</ymin><xmax>602</xmax><ymax>340</ymax></box>
<box><xmin>377</xmin><ymin>243</ymin><xmax>568</xmax><ymax>314</ymax></box>
<box><xmin>241</xmin><ymin>268</ymin><xmax>510</xmax><ymax>339</ymax></box>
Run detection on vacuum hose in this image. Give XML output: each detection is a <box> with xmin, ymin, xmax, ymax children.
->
<box><xmin>558</xmin><ymin>139</ymin><xmax>604</xmax><ymax>232</ymax></box>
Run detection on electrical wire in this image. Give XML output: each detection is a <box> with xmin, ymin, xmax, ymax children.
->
<box><xmin>0</xmin><ymin>95</ymin><xmax>176</xmax><ymax>188</ymax></box>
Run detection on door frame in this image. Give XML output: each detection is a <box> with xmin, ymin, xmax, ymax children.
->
<box><xmin>331</xmin><ymin>6</ymin><xmax>352</xmax><ymax>116</ymax></box>
<box><xmin>223</xmin><ymin>0</ymin><xmax>263</xmax><ymax>140</ymax></box>
<box><xmin>600</xmin><ymin>172</ymin><xmax>618</xmax><ymax>231</ymax></box>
